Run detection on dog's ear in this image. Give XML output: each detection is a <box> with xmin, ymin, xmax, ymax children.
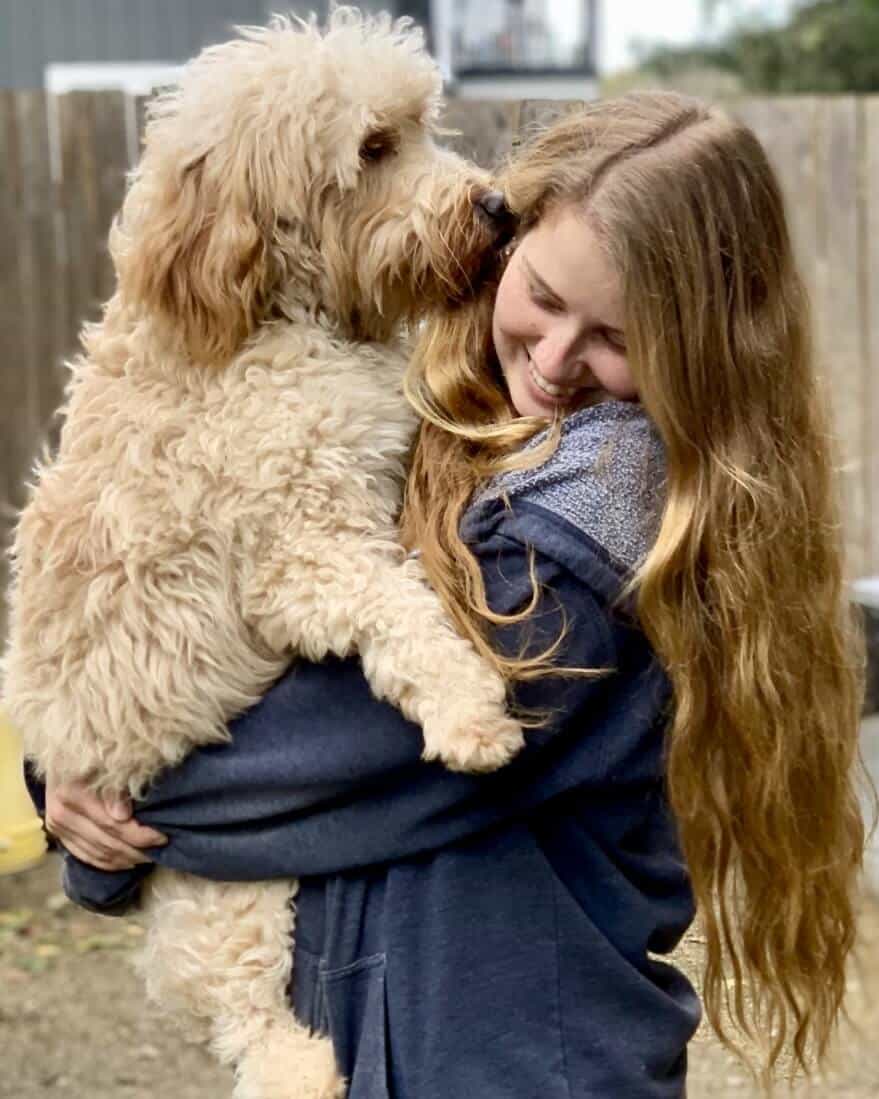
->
<box><xmin>114</xmin><ymin>149</ymin><xmax>277</xmax><ymax>364</ymax></box>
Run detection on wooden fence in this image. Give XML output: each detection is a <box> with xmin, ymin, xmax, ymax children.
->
<box><xmin>1</xmin><ymin>92</ymin><xmax>879</xmax><ymax>640</ymax></box>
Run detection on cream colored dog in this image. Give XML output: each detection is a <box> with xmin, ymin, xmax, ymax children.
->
<box><xmin>2</xmin><ymin>10</ymin><xmax>521</xmax><ymax>1098</ymax></box>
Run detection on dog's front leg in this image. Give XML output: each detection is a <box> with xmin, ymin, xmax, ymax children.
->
<box><xmin>353</xmin><ymin>551</ymin><xmax>525</xmax><ymax>772</ymax></box>
<box><xmin>250</xmin><ymin>541</ymin><xmax>523</xmax><ymax>773</ymax></box>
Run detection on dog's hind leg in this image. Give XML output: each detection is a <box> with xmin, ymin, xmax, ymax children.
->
<box><xmin>139</xmin><ymin>872</ymin><xmax>344</xmax><ymax>1099</ymax></box>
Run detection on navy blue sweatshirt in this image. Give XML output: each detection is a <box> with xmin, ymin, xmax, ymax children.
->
<box><xmin>29</xmin><ymin>400</ymin><xmax>701</xmax><ymax>1098</ymax></box>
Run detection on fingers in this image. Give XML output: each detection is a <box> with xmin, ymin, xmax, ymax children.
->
<box><xmin>45</xmin><ymin>777</ymin><xmax>168</xmax><ymax>872</ymax></box>
<box><xmin>103</xmin><ymin>792</ymin><xmax>133</xmax><ymax>823</ymax></box>
<box><xmin>59</xmin><ymin>833</ymin><xmax>152</xmax><ymax>872</ymax></box>
<box><xmin>49</xmin><ymin>807</ymin><xmax>153</xmax><ymax>870</ymax></box>
<box><xmin>99</xmin><ymin>791</ymin><xmax>165</xmax><ymax>848</ymax></box>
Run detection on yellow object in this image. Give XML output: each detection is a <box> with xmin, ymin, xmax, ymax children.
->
<box><xmin>0</xmin><ymin>707</ymin><xmax>47</xmax><ymax>876</ymax></box>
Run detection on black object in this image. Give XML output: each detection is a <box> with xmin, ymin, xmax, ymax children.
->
<box><xmin>859</xmin><ymin>601</ymin><xmax>879</xmax><ymax>715</ymax></box>
<box><xmin>475</xmin><ymin>190</ymin><xmax>509</xmax><ymax>220</ymax></box>
<box><xmin>473</xmin><ymin>189</ymin><xmax>517</xmax><ymax>250</ymax></box>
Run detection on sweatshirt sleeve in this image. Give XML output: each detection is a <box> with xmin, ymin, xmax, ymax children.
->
<box><xmin>56</xmin><ymin>499</ymin><xmax>661</xmax><ymax>914</ymax></box>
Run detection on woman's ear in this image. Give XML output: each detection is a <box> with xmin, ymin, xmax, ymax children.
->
<box><xmin>114</xmin><ymin>148</ymin><xmax>277</xmax><ymax>364</ymax></box>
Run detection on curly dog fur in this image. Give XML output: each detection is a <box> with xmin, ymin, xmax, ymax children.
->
<box><xmin>3</xmin><ymin>10</ymin><xmax>521</xmax><ymax>1097</ymax></box>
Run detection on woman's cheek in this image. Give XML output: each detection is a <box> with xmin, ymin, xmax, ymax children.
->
<box><xmin>591</xmin><ymin>348</ymin><xmax>636</xmax><ymax>399</ymax></box>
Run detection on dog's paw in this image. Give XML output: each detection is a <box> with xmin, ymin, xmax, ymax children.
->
<box><xmin>288</xmin><ymin>1051</ymin><xmax>346</xmax><ymax>1099</ymax></box>
<box><xmin>422</xmin><ymin>709</ymin><xmax>525</xmax><ymax>773</ymax></box>
<box><xmin>297</xmin><ymin>1070</ymin><xmax>347</xmax><ymax>1099</ymax></box>
<box><xmin>235</xmin><ymin>1027</ymin><xmax>346</xmax><ymax>1099</ymax></box>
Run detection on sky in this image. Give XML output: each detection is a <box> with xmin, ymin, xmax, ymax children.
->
<box><xmin>600</xmin><ymin>0</ymin><xmax>797</xmax><ymax>73</ymax></box>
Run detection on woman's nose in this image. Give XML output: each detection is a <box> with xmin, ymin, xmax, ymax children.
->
<box><xmin>532</xmin><ymin>332</ymin><xmax>579</xmax><ymax>378</ymax></box>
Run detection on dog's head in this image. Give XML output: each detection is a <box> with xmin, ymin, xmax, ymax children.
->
<box><xmin>111</xmin><ymin>8</ymin><xmax>511</xmax><ymax>362</ymax></box>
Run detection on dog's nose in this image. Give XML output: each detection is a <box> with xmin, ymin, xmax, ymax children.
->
<box><xmin>473</xmin><ymin>189</ymin><xmax>516</xmax><ymax>250</ymax></box>
<box><xmin>474</xmin><ymin>190</ymin><xmax>511</xmax><ymax>222</ymax></box>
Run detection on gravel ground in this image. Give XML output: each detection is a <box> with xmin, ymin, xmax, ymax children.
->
<box><xmin>2</xmin><ymin>853</ymin><xmax>878</xmax><ymax>1099</ymax></box>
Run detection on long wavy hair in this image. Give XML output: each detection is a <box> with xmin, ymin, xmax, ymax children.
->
<box><xmin>402</xmin><ymin>92</ymin><xmax>868</xmax><ymax>1074</ymax></box>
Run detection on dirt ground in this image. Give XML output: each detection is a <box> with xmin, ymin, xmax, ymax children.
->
<box><xmin>2</xmin><ymin>854</ymin><xmax>878</xmax><ymax>1099</ymax></box>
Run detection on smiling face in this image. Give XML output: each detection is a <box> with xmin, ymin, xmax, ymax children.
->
<box><xmin>491</xmin><ymin>204</ymin><xmax>636</xmax><ymax>418</ymax></box>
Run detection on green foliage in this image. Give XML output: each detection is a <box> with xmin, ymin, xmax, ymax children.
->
<box><xmin>639</xmin><ymin>1</ymin><xmax>879</xmax><ymax>93</ymax></box>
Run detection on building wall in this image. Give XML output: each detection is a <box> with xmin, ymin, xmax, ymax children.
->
<box><xmin>0</xmin><ymin>0</ymin><xmax>388</xmax><ymax>88</ymax></box>
<box><xmin>0</xmin><ymin>2</ymin><xmax>596</xmax><ymax>91</ymax></box>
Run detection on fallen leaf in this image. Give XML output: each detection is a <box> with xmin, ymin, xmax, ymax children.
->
<box><xmin>14</xmin><ymin>955</ymin><xmax>48</xmax><ymax>973</ymax></box>
<box><xmin>0</xmin><ymin>908</ymin><xmax>34</xmax><ymax>931</ymax></box>
<box><xmin>74</xmin><ymin>933</ymin><xmax>127</xmax><ymax>953</ymax></box>
<box><xmin>45</xmin><ymin>892</ymin><xmax>69</xmax><ymax>914</ymax></box>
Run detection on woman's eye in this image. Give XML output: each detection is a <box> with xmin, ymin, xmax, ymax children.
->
<box><xmin>529</xmin><ymin>288</ymin><xmax>561</xmax><ymax>313</ymax></box>
<box><xmin>593</xmin><ymin>323</ymin><xmax>619</xmax><ymax>349</ymax></box>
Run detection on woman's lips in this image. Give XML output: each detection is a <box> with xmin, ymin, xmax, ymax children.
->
<box><xmin>526</xmin><ymin>354</ymin><xmax>579</xmax><ymax>402</ymax></box>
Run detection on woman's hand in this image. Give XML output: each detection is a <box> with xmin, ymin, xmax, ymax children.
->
<box><xmin>45</xmin><ymin>777</ymin><xmax>168</xmax><ymax>871</ymax></box>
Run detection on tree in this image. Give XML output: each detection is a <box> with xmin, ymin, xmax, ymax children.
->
<box><xmin>640</xmin><ymin>1</ymin><xmax>879</xmax><ymax>93</ymax></box>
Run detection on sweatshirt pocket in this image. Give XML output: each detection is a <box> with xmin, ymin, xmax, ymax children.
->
<box><xmin>323</xmin><ymin>953</ymin><xmax>390</xmax><ymax>1099</ymax></box>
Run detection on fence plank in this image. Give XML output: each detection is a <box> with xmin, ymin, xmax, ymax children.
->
<box><xmin>57</xmin><ymin>92</ymin><xmax>103</xmax><ymax>359</ymax></box>
<box><xmin>864</xmin><ymin>97</ymin><xmax>879</xmax><ymax>577</ymax></box>
<box><xmin>0</xmin><ymin>92</ymin><xmax>22</xmax><ymax>645</ymax></box>
<box><xmin>0</xmin><ymin>91</ymin><xmax>49</xmax><ymax>504</ymax></box>
<box><xmin>739</xmin><ymin>96</ymin><xmax>820</xmax><ymax>282</ymax></box>
<box><xmin>516</xmin><ymin>99</ymin><xmax>580</xmax><ymax>148</ymax></box>
<box><xmin>14</xmin><ymin>90</ymin><xmax>65</xmax><ymax>443</ymax></box>
<box><xmin>132</xmin><ymin>93</ymin><xmax>150</xmax><ymax>166</ymax></box>
<box><xmin>817</xmin><ymin>98</ymin><xmax>868</xmax><ymax>579</ymax></box>
<box><xmin>439</xmin><ymin>100</ymin><xmax>519</xmax><ymax>170</ymax></box>
<box><xmin>0</xmin><ymin>91</ymin><xmax>28</xmax><ymax>512</ymax></box>
<box><xmin>0</xmin><ymin>92</ymin><xmax>33</xmax><ymax>642</ymax></box>
<box><xmin>91</xmin><ymin>90</ymin><xmax>128</xmax><ymax>303</ymax></box>
<box><xmin>44</xmin><ymin>93</ymin><xmax>73</xmax><ymax>419</ymax></box>
<box><xmin>736</xmin><ymin>96</ymin><xmax>869</xmax><ymax>578</ymax></box>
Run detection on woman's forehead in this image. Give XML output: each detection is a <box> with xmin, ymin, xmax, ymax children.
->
<box><xmin>522</xmin><ymin>207</ymin><xmax>624</xmax><ymax>324</ymax></box>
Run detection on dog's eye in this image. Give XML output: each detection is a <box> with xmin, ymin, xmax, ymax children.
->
<box><xmin>359</xmin><ymin>131</ymin><xmax>397</xmax><ymax>164</ymax></box>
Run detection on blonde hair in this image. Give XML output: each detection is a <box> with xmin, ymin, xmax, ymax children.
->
<box><xmin>402</xmin><ymin>92</ymin><xmax>868</xmax><ymax>1074</ymax></box>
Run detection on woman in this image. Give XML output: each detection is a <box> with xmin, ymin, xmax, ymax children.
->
<box><xmin>34</xmin><ymin>92</ymin><xmax>865</xmax><ymax>1096</ymax></box>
